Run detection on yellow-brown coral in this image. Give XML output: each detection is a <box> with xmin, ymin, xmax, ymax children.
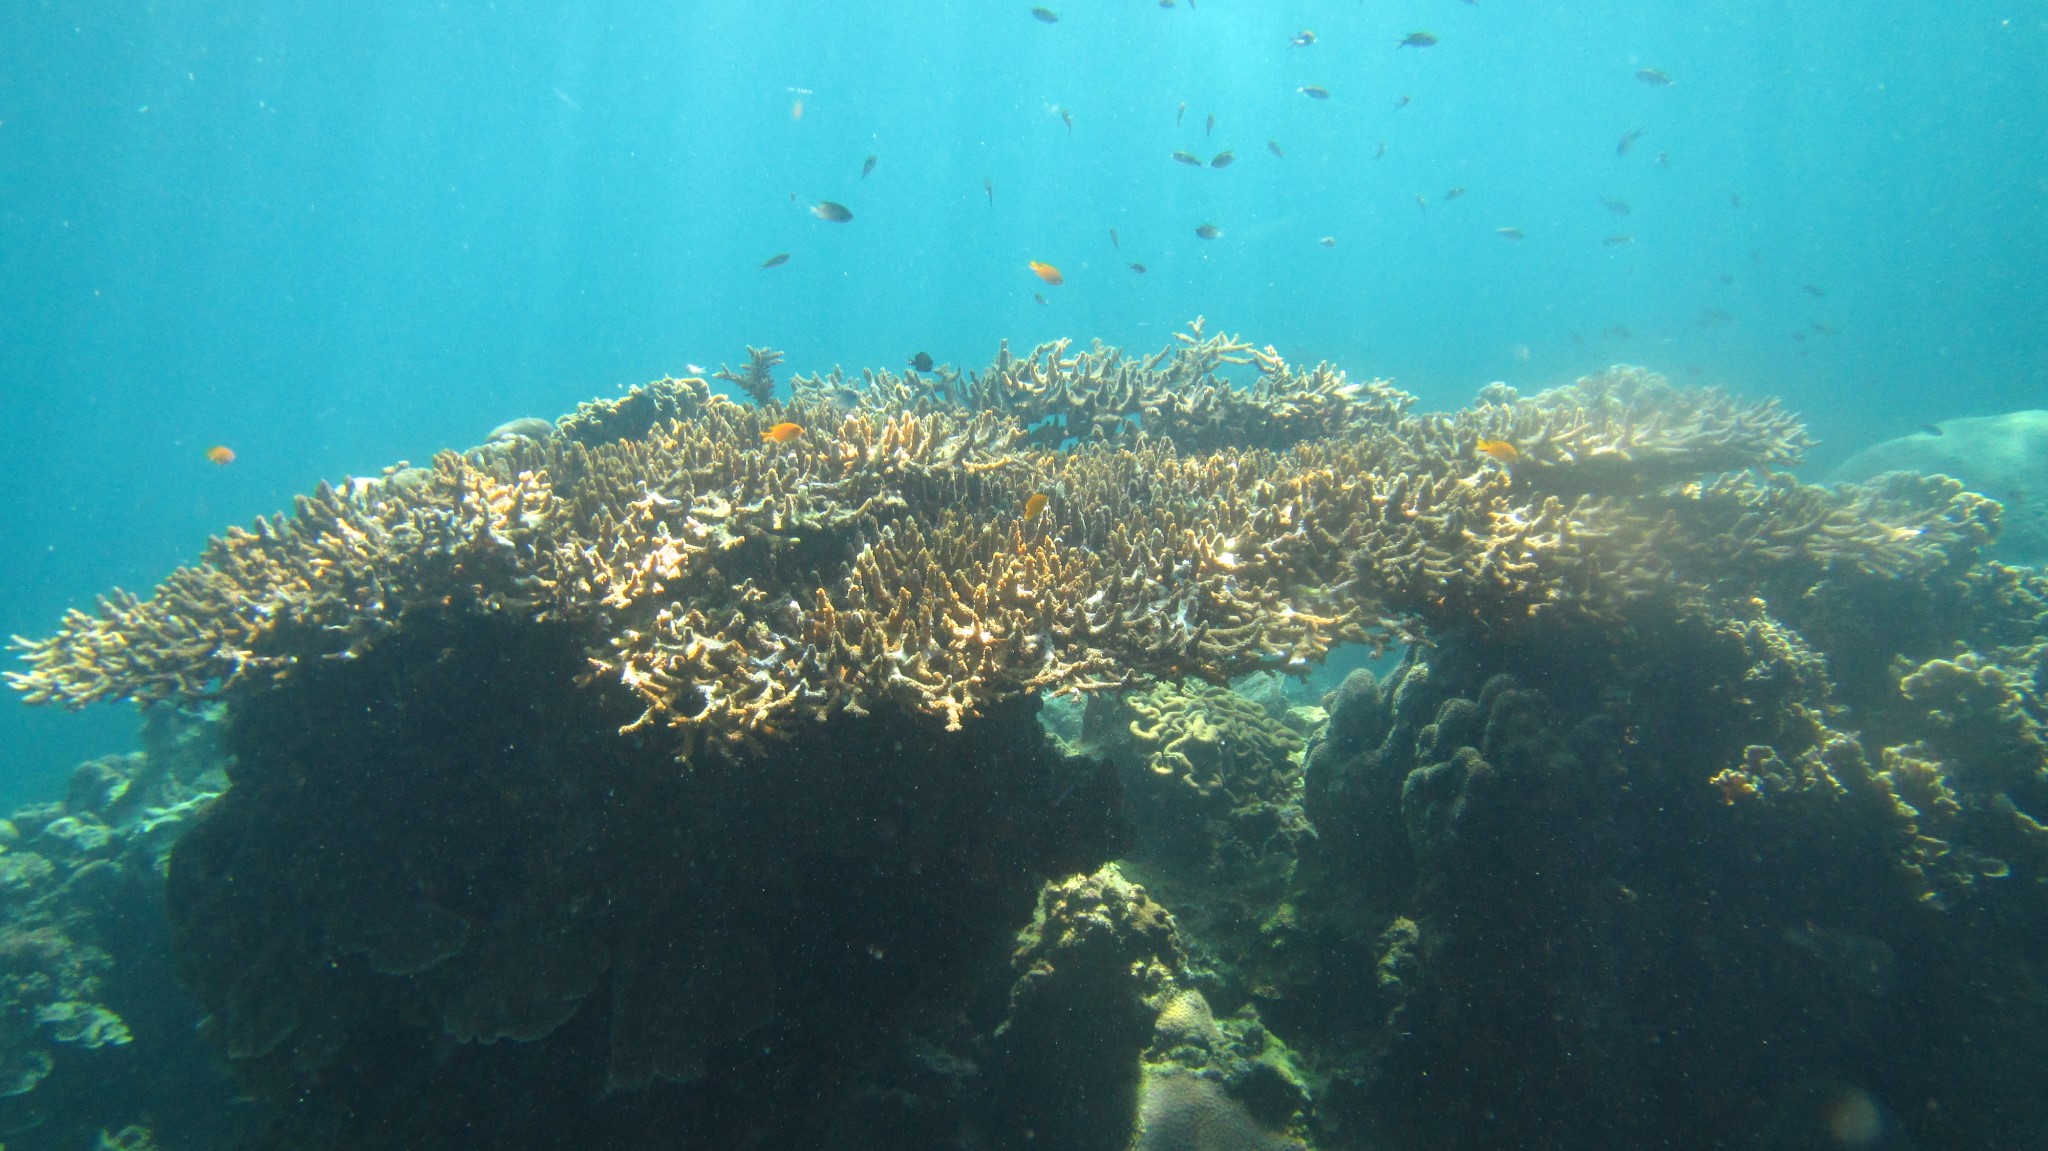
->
<box><xmin>11</xmin><ymin>323</ymin><xmax>1974</xmax><ymax>765</ymax></box>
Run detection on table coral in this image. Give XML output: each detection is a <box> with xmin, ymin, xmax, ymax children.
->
<box><xmin>14</xmin><ymin>323</ymin><xmax>1887</xmax><ymax>769</ymax></box>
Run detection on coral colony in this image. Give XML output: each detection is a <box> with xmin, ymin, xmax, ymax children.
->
<box><xmin>9</xmin><ymin>322</ymin><xmax>2045</xmax><ymax>1150</ymax></box>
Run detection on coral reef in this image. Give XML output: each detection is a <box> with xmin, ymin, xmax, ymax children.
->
<box><xmin>0</xmin><ymin>705</ymin><xmax>239</xmax><ymax>1151</ymax></box>
<box><xmin>10</xmin><ymin>325</ymin><xmax>2048</xmax><ymax>1150</ymax></box>
<box><xmin>1832</xmin><ymin>409</ymin><xmax>2048</xmax><ymax>565</ymax></box>
<box><xmin>13</xmin><ymin>329</ymin><xmax>1858</xmax><ymax>767</ymax></box>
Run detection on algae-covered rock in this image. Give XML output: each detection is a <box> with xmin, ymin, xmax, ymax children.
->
<box><xmin>1132</xmin><ymin>1067</ymin><xmax>1305</xmax><ymax>1151</ymax></box>
<box><xmin>990</xmin><ymin>865</ymin><xmax>1185</xmax><ymax>1151</ymax></box>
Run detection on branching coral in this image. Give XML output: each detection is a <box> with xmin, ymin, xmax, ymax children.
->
<box><xmin>714</xmin><ymin>345</ymin><xmax>785</xmax><ymax>407</ymax></box>
<box><xmin>9</xmin><ymin>324</ymin><xmax>1969</xmax><ymax>766</ymax></box>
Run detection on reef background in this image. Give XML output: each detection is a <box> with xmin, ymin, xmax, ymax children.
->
<box><xmin>5</xmin><ymin>0</ymin><xmax>2046</xmax><ymax>800</ymax></box>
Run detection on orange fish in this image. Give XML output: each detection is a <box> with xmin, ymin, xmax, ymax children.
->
<box><xmin>1028</xmin><ymin>260</ymin><xmax>1063</xmax><ymax>286</ymax></box>
<box><xmin>1475</xmin><ymin>438</ymin><xmax>1520</xmax><ymax>463</ymax></box>
<box><xmin>761</xmin><ymin>422</ymin><xmax>805</xmax><ymax>444</ymax></box>
<box><xmin>205</xmin><ymin>444</ymin><xmax>236</xmax><ymax>466</ymax></box>
<box><xmin>1023</xmin><ymin>492</ymin><xmax>1049</xmax><ymax>519</ymax></box>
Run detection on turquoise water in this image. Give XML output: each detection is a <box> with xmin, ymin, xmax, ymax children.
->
<box><xmin>2</xmin><ymin>5</ymin><xmax>2042</xmax><ymax>796</ymax></box>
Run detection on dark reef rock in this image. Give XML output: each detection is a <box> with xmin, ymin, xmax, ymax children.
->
<box><xmin>163</xmin><ymin>612</ymin><xmax>1128</xmax><ymax>1151</ymax></box>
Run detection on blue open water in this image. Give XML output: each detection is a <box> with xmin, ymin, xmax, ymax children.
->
<box><xmin>2</xmin><ymin>2</ymin><xmax>2043</xmax><ymax>797</ymax></box>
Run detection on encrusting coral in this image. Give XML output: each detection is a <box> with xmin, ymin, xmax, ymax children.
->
<box><xmin>15</xmin><ymin>320</ymin><xmax>1939</xmax><ymax>768</ymax></box>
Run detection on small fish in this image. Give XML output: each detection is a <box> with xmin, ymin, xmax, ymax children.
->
<box><xmin>1171</xmin><ymin>150</ymin><xmax>1203</xmax><ymax>165</ymax></box>
<box><xmin>1400</xmin><ymin>31</ymin><xmax>1439</xmax><ymax>48</ymax></box>
<box><xmin>984</xmin><ymin>177</ymin><xmax>994</xmax><ymax>203</ymax></box>
<box><xmin>1475</xmin><ymin>438</ymin><xmax>1520</xmax><ymax>463</ymax></box>
<box><xmin>1617</xmin><ymin>127</ymin><xmax>1647</xmax><ymax>155</ymax></box>
<box><xmin>1918</xmin><ymin>423</ymin><xmax>1944</xmax><ymax>437</ymax></box>
<box><xmin>1033</xmin><ymin>292</ymin><xmax>1050</xmax><ymax>305</ymax></box>
<box><xmin>1030</xmin><ymin>7</ymin><xmax>1059</xmax><ymax>23</ymax></box>
<box><xmin>1603</xmin><ymin>233</ymin><xmax>1635</xmax><ymax>246</ymax></box>
<box><xmin>1290</xmin><ymin>30</ymin><xmax>1316</xmax><ymax>48</ymax></box>
<box><xmin>1318</xmin><ymin>236</ymin><xmax>1336</xmax><ymax>248</ymax></box>
<box><xmin>812</xmin><ymin>200</ymin><xmax>853</xmax><ymax>222</ymax></box>
<box><xmin>909</xmin><ymin>352</ymin><xmax>934</xmax><ymax>372</ymax></box>
<box><xmin>1205</xmin><ymin>113</ymin><xmax>1215</xmax><ymax>136</ymax></box>
<box><xmin>1177</xmin><ymin>101</ymin><xmax>1186</xmax><ymax>125</ymax></box>
<box><xmin>1194</xmin><ymin>223</ymin><xmax>1221</xmax><ymax>239</ymax></box>
<box><xmin>1718</xmin><ymin>273</ymin><xmax>1734</xmax><ymax>285</ymax></box>
<box><xmin>1730</xmin><ymin>192</ymin><xmax>1741</xmax><ymax>208</ymax></box>
<box><xmin>1160</xmin><ymin>0</ymin><xmax>1175</xmax><ymax>6</ymax></box>
<box><xmin>1637</xmin><ymin>67</ymin><xmax>1674</xmax><ymax>86</ymax></box>
<box><xmin>1267</xmin><ymin>140</ymin><xmax>1284</xmax><ymax>158</ymax></box>
<box><xmin>1028</xmin><ymin>260</ymin><xmax>1064</xmax><ymax>285</ymax></box>
<box><xmin>1496</xmin><ymin>226</ymin><xmax>1524</xmax><ymax>240</ymax></box>
<box><xmin>1603</xmin><ymin>324</ymin><xmax>1633</xmax><ymax>339</ymax></box>
<box><xmin>1024</xmin><ymin>492</ymin><xmax>1049</xmax><ymax>519</ymax></box>
<box><xmin>1601</xmin><ymin>196</ymin><xmax>1632</xmax><ymax>215</ymax></box>
<box><xmin>1394</xmin><ymin>94</ymin><xmax>1411</xmax><ymax>109</ymax></box>
<box><xmin>1811</xmin><ymin>322</ymin><xmax>1838</xmax><ymax>336</ymax></box>
<box><xmin>1058</xmin><ymin>105</ymin><xmax>1073</xmax><ymax>132</ymax></box>
<box><xmin>1697</xmin><ymin>307</ymin><xmax>1735</xmax><ymax>325</ymax></box>
<box><xmin>1654</xmin><ymin>150</ymin><xmax>1670</xmax><ymax>168</ymax></box>
<box><xmin>761</xmin><ymin>422</ymin><xmax>805</xmax><ymax>444</ymax></box>
<box><xmin>791</xmin><ymin>98</ymin><xmax>804</xmax><ymax>121</ymax></box>
<box><xmin>1373</xmin><ymin>141</ymin><xmax>1386</xmax><ymax>159</ymax></box>
<box><xmin>1109</xmin><ymin>228</ymin><xmax>1119</xmax><ymax>249</ymax></box>
<box><xmin>1444</xmin><ymin>186</ymin><xmax>1465</xmax><ymax>200</ymax></box>
<box><xmin>1801</xmin><ymin>283</ymin><xmax>1827</xmax><ymax>298</ymax></box>
<box><xmin>1298</xmin><ymin>85</ymin><xmax>1330</xmax><ymax>100</ymax></box>
<box><xmin>1209</xmin><ymin>149</ymin><xmax>1234</xmax><ymax>168</ymax></box>
<box><xmin>761</xmin><ymin>252</ymin><xmax>791</xmax><ymax>269</ymax></box>
<box><xmin>861</xmin><ymin>154</ymin><xmax>877</xmax><ymax>178</ymax></box>
<box><xmin>1415</xmin><ymin>193</ymin><xmax>1428</xmax><ymax>211</ymax></box>
<box><xmin>205</xmin><ymin>444</ymin><xmax>236</xmax><ymax>466</ymax></box>
<box><xmin>1129</xmin><ymin>262</ymin><xmax>1147</xmax><ymax>273</ymax></box>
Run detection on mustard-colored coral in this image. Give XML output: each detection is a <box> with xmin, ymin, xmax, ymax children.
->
<box><xmin>10</xmin><ymin>322</ymin><xmax>1977</xmax><ymax>763</ymax></box>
